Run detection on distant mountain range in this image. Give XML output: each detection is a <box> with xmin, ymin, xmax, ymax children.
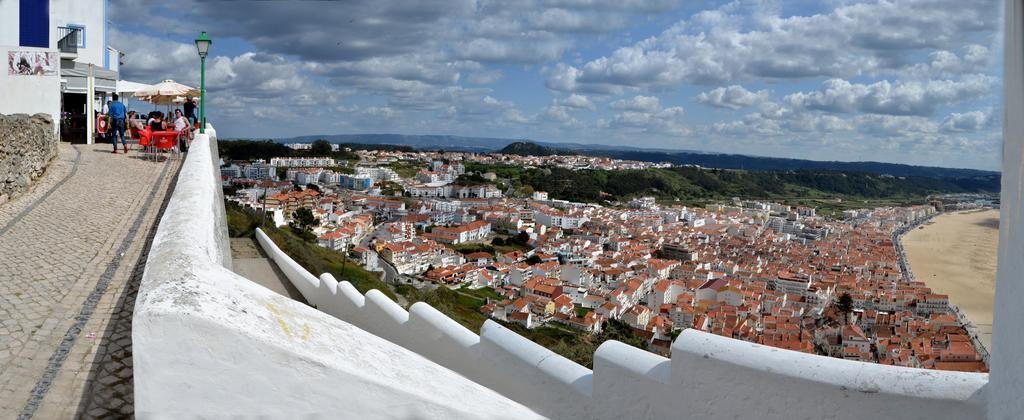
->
<box><xmin>275</xmin><ymin>134</ymin><xmax>999</xmax><ymax>182</ymax></box>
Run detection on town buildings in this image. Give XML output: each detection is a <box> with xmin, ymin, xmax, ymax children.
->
<box><xmin>219</xmin><ymin>147</ymin><xmax>986</xmax><ymax>373</ymax></box>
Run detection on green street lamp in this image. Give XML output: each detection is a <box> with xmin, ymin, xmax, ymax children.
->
<box><xmin>194</xmin><ymin>31</ymin><xmax>212</xmax><ymax>134</ymax></box>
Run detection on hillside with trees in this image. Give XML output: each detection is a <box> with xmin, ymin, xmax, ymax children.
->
<box><xmin>498</xmin><ymin>141</ymin><xmax>564</xmax><ymax>156</ymax></box>
<box><xmin>219</xmin><ymin>139</ymin><xmax>412</xmax><ymax>162</ymax></box>
<box><xmin>465</xmin><ymin>163</ymin><xmax>998</xmax><ymax>204</ymax></box>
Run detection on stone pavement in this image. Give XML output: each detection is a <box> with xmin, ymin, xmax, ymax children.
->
<box><xmin>0</xmin><ymin>143</ymin><xmax>181</xmax><ymax>419</ymax></box>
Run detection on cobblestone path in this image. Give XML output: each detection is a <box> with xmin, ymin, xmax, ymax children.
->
<box><xmin>0</xmin><ymin>144</ymin><xmax>181</xmax><ymax>419</ymax></box>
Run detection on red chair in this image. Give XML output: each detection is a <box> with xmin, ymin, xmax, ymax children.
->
<box><xmin>153</xmin><ymin>131</ymin><xmax>179</xmax><ymax>160</ymax></box>
<box><xmin>138</xmin><ymin>128</ymin><xmax>152</xmax><ymax>147</ymax></box>
<box><xmin>137</xmin><ymin>128</ymin><xmax>154</xmax><ymax>160</ymax></box>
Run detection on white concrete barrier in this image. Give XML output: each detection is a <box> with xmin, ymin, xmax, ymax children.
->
<box><xmin>478</xmin><ymin>320</ymin><xmax>593</xmax><ymax>418</ymax></box>
<box><xmin>363</xmin><ymin>289</ymin><xmax>411</xmax><ymax>346</ymax></box>
<box><xmin>406</xmin><ymin>302</ymin><xmax>482</xmax><ymax>378</ymax></box>
<box><xmin>669</xmin><ymin>330</ymin><xmax>986</xmax><ymax>419</ymax></box>
<box><xmin>991</xmin><ymin>1</ymin><xmax>1024</xmax><ymax>419</ymax></box>
<box><xmin>133</xmin><ymin>131</ymin><xmax>543</xmax><ymax>419</ymax></box>
<box><xmin>592</xmin><ymin>341</ymin><xmax>673</xmax><ymax>419</ymax></box>
<box><xmin>255</xmin><ymin>228</ymin><xmax>322</xmax><ymax>304</ymax></box>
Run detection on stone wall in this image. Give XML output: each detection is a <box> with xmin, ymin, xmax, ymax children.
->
<box><xmin>0</xmin><ymin>113</ymin><xmax>58</xmax><ymax>204</ymax></box>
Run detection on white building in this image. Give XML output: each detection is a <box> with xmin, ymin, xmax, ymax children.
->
<box><xmin>1</xmin><ymin>0</ymin><xmax>121</xmax><ymax>142</ymax></box>
<box><xmin>355</xmin><ymin>166</ymin><xmax>401</xmax><ymax>182</ymax></box>
<box><xmin>535</xmin><ymin>210</ymin><xmax>589</xmax><ymax>229</ymax></box>
<box><xmin>243</xmin><ymin>160</ymin><xmax>275</xmax><ymax>180</ymax></box>
<box><xmin>271</xmin><ymin>157</ymin><xmax>337</xmax><ymax>168</ymax></box>
<box><xmin>774</xmin><ymin>273</ymin><xmax>812</xmax><ymax>296</ymax></box>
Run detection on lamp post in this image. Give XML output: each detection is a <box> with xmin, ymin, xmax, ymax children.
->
<box><xmin>194</xmin><ymin>31</ymin><xmax>212</xmax><ymax>134</ymax></box>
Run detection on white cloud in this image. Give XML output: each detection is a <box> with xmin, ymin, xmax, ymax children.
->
<box><xmin>541</xmin><ymin>105</ymin><xmax>581</xmax><ymax>127</ymax></box>
<box><xmin>695</xmin><ymin>85</ymin><xmax>768</xmax><ymax>109</ymax></box>
<box><xmin>558</xmin><ymin>94</ymin><xmax>597</xmax><ymax>110</ymax></box>
<box><xmin>605</xmin><ymin>96</ymin><xmax>687</xmax><ymax>134</ymax></box>
<box><xmin>783</xmin><ymin>75</ymin><xmax>996</xmax><ymax>116</ymax></box>
<box><xmin>942</xmin><ymin>108</ymin><xmax>993</xmax><ymax>132</ymax></box>
<box><xmin>610</xmin><ymin>95</ymin><xmax>662</xmax><ymax>113</ymax></box>
<box><xmin>109</xmin><ymin>0</ymin><xmax>1002</xmax><ymax>169</ymax></box>
<box><xmin>548</xmin><ymin>0</ymin><xmax>999</xmax><ymax>91</ymax></box>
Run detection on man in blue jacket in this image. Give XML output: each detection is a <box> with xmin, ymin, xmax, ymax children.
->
<box><xmin>108</xmin><ymin>94</ymin><xmax>128</xmax><ymax>154</ymax></box>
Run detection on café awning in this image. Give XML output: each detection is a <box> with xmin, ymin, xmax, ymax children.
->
<box><xmin>60</xmin><ymin>62</ymin><xmax>118</xmax><ymax>94</ymax></box>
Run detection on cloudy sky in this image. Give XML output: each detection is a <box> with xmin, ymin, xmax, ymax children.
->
<box><xmin>111</xmin><ymin>0</ymin><xmax>1003</xmax><ymax>170</ymax></box>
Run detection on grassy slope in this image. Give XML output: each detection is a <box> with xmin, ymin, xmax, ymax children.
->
<box><xmin>225</xmin><ymin>201</ymin><xmax>397</xmax><ymax>301</ymax></box>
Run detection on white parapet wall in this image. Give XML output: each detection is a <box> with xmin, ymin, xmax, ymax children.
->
<box><xmin>990</xmin><ymin>1</ymin><xmax>1024</xmax><ymax>418</ymax></box>
<box><xmin>132</xmin><ymin>129</ymin><xmax>544</xmax><ymax>419</ymax></box>
<box><xmin>256</xmin><ymin>227</ymin><xmax>990</xmax><ymax>420</ymax></box>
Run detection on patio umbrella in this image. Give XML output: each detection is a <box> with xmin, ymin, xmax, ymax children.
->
<box><xmin>115</xmin><ymin>80</ymin><xmax>152</xmax><ymax>95</ymax></box>
<box><xmin>133</xmin><ymin>79</ymin><xmax>200</xmax><ymax>104</ymax></box>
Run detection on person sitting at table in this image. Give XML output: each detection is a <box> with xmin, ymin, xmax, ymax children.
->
<box><xmin>127</xmin><ymin>111</ymin><xmax>144</xmax><ymax>132</ymax></box>
<box><xmin>126</xmin><ymin>111</ymin><xmax>145</xmax><ymax>145</ymax></box>
<box><xmin>148</xmin><ymin>111</ymin><xmax>166</xmax><ymax>131</ymax></box>
<box><xmin>173</xmin><ymin>109</ymin><xmax>192</xmax><ymax>152</ymax></box>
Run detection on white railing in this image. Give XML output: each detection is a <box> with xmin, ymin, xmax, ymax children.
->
<box><xmin>257</xmin><ymin>227</ymin><xmax>989</xmax><ymax>420</ymax></box>
<box><xmin>133</xmin><ymin>129</ymin><xmax>542</xmax><ymax>419</ymax></box>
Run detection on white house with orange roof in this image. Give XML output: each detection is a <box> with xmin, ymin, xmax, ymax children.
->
<box><xmin>559</xmin><ymin>265</ymin><xmax>595</xmax><ymax>288</ymax></box>
<box><xmin>622</xmin><ymin>305</ymin><xmax>653</xmax><ymax>329</ymax></box>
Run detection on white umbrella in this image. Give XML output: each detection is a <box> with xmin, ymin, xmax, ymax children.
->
<box><xmin>116</xmin><ymin>80</ymin><xmax>152</xmax><ymax>95</ymax></box>
<box><xmin>134</xmin><ymin>79</ymin><xmax>200</xmax><ymax>104</ymax></box>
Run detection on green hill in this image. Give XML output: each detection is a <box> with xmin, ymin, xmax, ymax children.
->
<box><xmin>497</xmin><ymin>141</ymin><xmax>563</xmax><ymax>156</ymax></box>
<box><xmin>466</xmin><ymin>163</ymin><xmax>996</xmax><ymax>207</ymax></box>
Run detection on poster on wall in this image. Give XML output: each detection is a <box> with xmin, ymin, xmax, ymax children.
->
<box><xmin>7</xmin><ymin>51</ymin><xmax>58</xmax><ymax>76</ymax></box>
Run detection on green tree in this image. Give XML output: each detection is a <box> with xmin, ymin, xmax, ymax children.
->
<box><xmin>305</xmin><ymin>183</ymin><xmax>321</xmax><ymax>193</ymax></box>
<box><xmin>292</xmin><ymin>207</ymin><xmax>319</xmax><ymax>234</ymax></box>
<box><xmin>836</xmin><ymin>292</ymin><xmax>854</xmax><ymax>324</ymax></box>
<box><xmin>515</xmin><ymin>185</ymin><xmax>534</xmax><ymax>197</ymax></box>
<box><xmin>602</xmin><ymin>319</ymin><xmax>647</xmax><ymax>347</ymax></box>
<box><xmin>525</xmin><ymin>255</ymin><xmax>542</xmax><ymax>265</ymax></box>
<box><xmin>515</xmin><ymin>231</ymin><xmax>530</xmax><ymax>245</ymax></box>
<box><xmin>311</xmin><ymin>139</ymin><xmax>333</xmax><ymax>156</ymax></box>
<box><xmin>276</xmin><ymin>166</ymin><xmax>288</xmax><ymax>180</ymax></box>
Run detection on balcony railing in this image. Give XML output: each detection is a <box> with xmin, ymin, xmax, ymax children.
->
<box><xmin>57</xmin><ymin>26</ymin><xmax>81</xmax><ymax>55</ymax></box>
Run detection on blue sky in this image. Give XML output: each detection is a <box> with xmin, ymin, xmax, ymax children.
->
<box><xmin>110</xmin><ymin>0</ymin><xmax>1003</xmax><ymax>170</ymax></box>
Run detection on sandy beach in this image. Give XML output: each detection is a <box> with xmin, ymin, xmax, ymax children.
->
<box><xmin>902</xmin><ymin>209</ymin><xmax>999</xmax><ymax>350</ymax></box>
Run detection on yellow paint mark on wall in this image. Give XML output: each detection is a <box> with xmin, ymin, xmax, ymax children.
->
<box><xmin>265</xmin><ymin>303</ymin><xmax>294</xmax><ymax>340</ymax></box>
<box><xmin>266</xmin><ymin>302</ymin><xmax>311</xmax><ymax>343</ymax></box>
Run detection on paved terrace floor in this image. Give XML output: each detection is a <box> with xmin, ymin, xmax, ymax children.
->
<box><xmin>0</xmin><ymin>143</ymin><xmax>181</xmax><ymax>419</ymax></box>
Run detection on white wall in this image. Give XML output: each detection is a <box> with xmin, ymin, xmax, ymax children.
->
<box><xmin>990</xmin><ymin>1</ymin><xmax>1024</xmax><ymax>418</ymax></box>
<box><xmin>258</xmin><ymin>227</ymin><xmax>990</xmax><ymax>420</ymax></box>
<box><xmin>0</xmin><ymin>46</ymin><xmax>61</xmax><ymax>126</ymax></box>
<box><xmin>133</xmin><ymin>129</ymin><xmax>543</xmax><ymax>419</ymax></box>
<box><xmin>50</xmin><ymin>0</ymin><xmax>107</xmax><ymax>68</ymax></box>
<box><xmin>0</xmin><ymin>0</ymin><xmax>18</xmax><ymax>46</ymax></box>
<box><xmin>0</xmin><ymin>0</ymin><xmax>109</xmax><ymax>68</ymax></box>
